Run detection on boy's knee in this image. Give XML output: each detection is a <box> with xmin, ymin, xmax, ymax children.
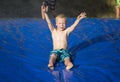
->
<box><xmin>50</xmin><ymin>54</ymin><xmax>57</xmax><ymax>58</ymax></box>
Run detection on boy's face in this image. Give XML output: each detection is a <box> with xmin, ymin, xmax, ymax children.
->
<box><xmin>56</xmin><ymin>18</ymin><xmax>66</xmax><ymax>31</ymax></box>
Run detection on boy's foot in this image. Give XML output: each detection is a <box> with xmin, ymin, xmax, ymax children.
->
<box><xmin>66</xmin><ymin>64</ymin><xmax>73</xmax><ymax>70</ymax></box>
<box><xmin>66</xmin><ymin>65</ymin><xmax>73</xmax><ymax>70</ymax></box>
<box><xmin>48</xmin><ymin>64</ymin><xmax>54</xmax><ymax>70</ymax></box>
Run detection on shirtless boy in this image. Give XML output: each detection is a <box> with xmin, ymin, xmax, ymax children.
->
<box><xmin>41</xmin><ymin>6</ymin><xmax>86</xmax><ymax>70</ymax></box>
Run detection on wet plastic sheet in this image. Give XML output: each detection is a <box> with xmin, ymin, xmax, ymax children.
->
<box><xmin>0</xmin><ymin>18</ymin><xmax>120</xmax><ymax>82</ymax></box>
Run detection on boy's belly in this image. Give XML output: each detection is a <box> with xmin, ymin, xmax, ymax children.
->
<box><xmin>53</xmin><ymin>42</ymin><xmax>67</xmax><ymax>50</ymax></box>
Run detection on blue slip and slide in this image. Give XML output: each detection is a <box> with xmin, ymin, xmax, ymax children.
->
<box><xmin>0</xmin><ymin>18</ymin><xmax>120</xmax><ymax>82</ymax></box>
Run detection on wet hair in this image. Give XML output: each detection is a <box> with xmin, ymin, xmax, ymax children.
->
<box><xmin>55</xmin><ymin>14</ymin><xmax>66</xmax><ymax>22</ymax></box>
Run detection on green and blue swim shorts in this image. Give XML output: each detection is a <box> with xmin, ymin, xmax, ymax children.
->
<box><xmin>50</xmin><ymin>49</ymin><xmax>71</xmax><ymax>62</ymax></box>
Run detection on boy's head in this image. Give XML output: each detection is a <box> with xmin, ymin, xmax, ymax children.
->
<box><xmin>55</xmin><ymin>14</ymin><xmax>67</xmax><ymax>31</ymax></box>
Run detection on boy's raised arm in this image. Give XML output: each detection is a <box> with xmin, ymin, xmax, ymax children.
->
<box><xmin>44</xmin><ymin>13</ymin><xmax>55</xmax><ymax>31</ymax></box>
<box><xmin>67</xmin><ymin>12</ymin><xmax>86</xmax><ymax>33</ymax></box>
<box><xmin>42</xmin><ymin>6</ymin><xmax>55</xmax><ymax>31</ymax></box>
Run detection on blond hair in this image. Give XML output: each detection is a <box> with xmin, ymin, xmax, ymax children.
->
<box><xmin>55</xmin><ymin>14</ymin><xmax>66</xmax><ymax>22</ymax></box>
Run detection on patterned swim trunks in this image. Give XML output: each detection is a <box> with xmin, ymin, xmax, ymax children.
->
<box><xmin>50</xmin><ymin>49</ymin><xmax>71</xmax><ymax>62</ymax></box>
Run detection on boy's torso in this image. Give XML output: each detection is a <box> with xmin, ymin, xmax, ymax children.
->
<box><xmin>51</xmin><ymin>29</ymin><xmax>69</xmax><ymax>50</ymax></box>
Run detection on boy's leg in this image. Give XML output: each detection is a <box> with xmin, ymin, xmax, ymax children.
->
<box><xmin>64</xmin><ymin>57</ymin><xmax>73</xmax><ymax>70</ymax></box>
<box><xmin>48</xmin><ymin>54</ymin><xmax>57</xmax><ymax>70</ymax></box>
<box><xmin>115</xmin><ymin>6</ymin><xmax>120</xmax><ymax>19</ymax></box>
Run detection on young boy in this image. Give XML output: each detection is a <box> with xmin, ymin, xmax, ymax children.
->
<box><xmin>42</xmin><ymin>7</ymin><xmax>86</xmax><ymax>70</ymax></box>
<box><xmin>115</xmin><ymin>0</ymin><xmax>120</xmax><ymax>19</ymax></box>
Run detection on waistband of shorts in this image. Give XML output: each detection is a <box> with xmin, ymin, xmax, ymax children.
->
<box><xmin>54</xmin><ymin>48</ymin><xmax>67</xmax><ymax>51</ymax></box>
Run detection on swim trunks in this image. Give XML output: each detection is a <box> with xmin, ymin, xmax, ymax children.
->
<box><xmin>116</xmin><ymin>0</ymin><xmax>120</xmax><ymax>6</ymax></box>
<box><xmin>50</xmin><ymin>49</ymin><xmax>71</xmax><ymax>62</ymax></box>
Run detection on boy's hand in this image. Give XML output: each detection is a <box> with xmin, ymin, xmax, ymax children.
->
<box><xmin>77</xmin><ymin>12</ymin><xmax>86</xmax><ymax>20</ymax></box>
<box><xmin>42</xmin><ymin>5</ymin><xmax>46</xmax><ymax>13</ymax></box>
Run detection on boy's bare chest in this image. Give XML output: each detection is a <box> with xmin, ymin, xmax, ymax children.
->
<box><xmin>52</xmin><ymin>31</ymin><xmax>67</xmax><ymax>40</ymax></box>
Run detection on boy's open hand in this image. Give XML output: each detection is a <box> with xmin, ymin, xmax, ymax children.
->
<box><xmin>77</xmin><ymin>12</ymin><xmax>86</xmax><ymax>20</ymax></box>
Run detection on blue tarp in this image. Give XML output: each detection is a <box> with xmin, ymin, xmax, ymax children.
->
<box><xmin>0</xmin><ymin>18</ymin><xmax>120</xmax><ymax>82</ymax></box>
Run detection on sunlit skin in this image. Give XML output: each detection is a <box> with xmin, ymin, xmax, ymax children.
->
<box><xmin>56</xmin><ymin>18</ymin><xmax>66</xmax><ymax>31</ymax></box>
<box><xmin>115</xmin><ymin>6</ymin><xmax>120</xmax><ymax>19</ymax></box>
<box><xmin>52</xmin><ymin>18</ymin><xmax>67</xmax><ymax>50</ymax></box>
<box><xmin>42</xmin><ymin>6</ymin><xmax>86</xmax><ymax>70</ymax></box>
<box><xmin>41</xmin><ymin>2</ymin><xmax>48</xmax><ymax>19</ymax></box>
